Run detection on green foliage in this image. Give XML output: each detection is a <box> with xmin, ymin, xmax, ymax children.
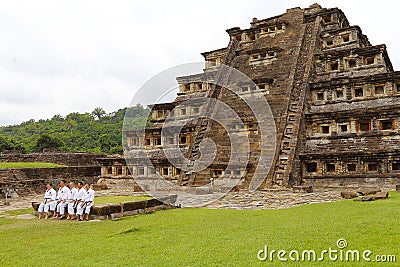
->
<box><xmin>0</xmin><ymin>135</ymin><xmax>25</xmax><ymax>152</ymax></box>
<box><xmin>0</xmin><ymin>192</ymin><xmax>399</xmax><ymax>266</ymax></box>
<box><xmin>0</xmin><ymin>105</ymin><xmax>150</xmax><ymax>154</ymax></box>
<box><xmin>98</xmin><ymin>134</ymin><xmax>113</xmax><ymax>153</ymax></box>
<box><xmin>35</xmin><ymin>134</ymin><xmax>65</xmax><ymax>152</ymax></box>
<box><xmin>92</xmin><ymin>107</ymin><xmax>106</xmax><ymax>120</ymax></box>
<box><xmin>124</xmin><ymin>103</ymin><xmax>151</xmax><ymax>130</ymax></box>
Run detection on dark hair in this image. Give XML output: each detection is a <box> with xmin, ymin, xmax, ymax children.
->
<box><xmin>60</xmin><ymin>180</ymin><xmax>66</xmax><ymax>184</ymax></box>
<box><xmin>85</xmin><ymin>183</ymin><xmax>91</xmax><ymax>187</ymax></box>
<box><xmin>78</xmin><ymin>182</ymin><xmax>83</xmax><ymax>186</ymax></box>
<box><xmin>48</xmin><ymin>183</ymin><xmax>52</xmax><ymax>187</ymax></box>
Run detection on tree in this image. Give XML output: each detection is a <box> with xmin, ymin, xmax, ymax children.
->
<box><xmin>0</xmin><ymin>135</ymin><xmax>25</xmax><ymax>152</ymax></box>
<box><xmin>98</xmin><ymin>134</ymin><xmax>113</xmax><ymax>153</ymax></box>
<box><xmin>82</xmin><ymin>113</ymin><xmax>95</xmax><ymax>125</ymax></box>
<box><xmin>92</xmin><ymin>107</ymin><xmax>106</xmax><ymax>120</ymax></box>
<box><xmin>35</xmin><ymin>134</ymin><xmax>65</xmax><ymax>152</ymax></box>
<box><xmin>0</xmin><ymin>135</ymin><xmax>13</xmax><ymax>152</ymax></box>
<box><xmin>109</xmin><ymin>146</ymin><xmax>123</xmax><ymax>155</ymax></box>
<box><xmin>65</xmin><ymin>119</ymin><xmax>78</xmax><ymax>133</ymax></box>
<box><xmin>52</xmin><ymin>114</ymin><xmax>64</xmax><ymax>122</ymax></box>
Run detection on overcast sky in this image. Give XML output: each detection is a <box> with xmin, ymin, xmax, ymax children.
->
<box><xmin>1</xmin><ymin>0</ymin><xmax>399</xmax><ymax>126</ymax></box>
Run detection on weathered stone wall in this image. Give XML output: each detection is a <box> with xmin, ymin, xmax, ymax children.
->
<box><xmin>0</xmin><ymin>166</ymin><xmax>100</xmax><ymax>196</ymax></box>
<box><xmin>0</xmin><ymin>152</ymin><xmax>103</xmax><ymax>166</ymax></box>
<box><xmin>306</xmin><ymin>177</ymin><xmax>399</xmax><ymax>189</ymax></box>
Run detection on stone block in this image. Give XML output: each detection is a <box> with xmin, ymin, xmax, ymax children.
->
<box><xmin>92</xmin><ymin>184</ymin><xmax>108</xmax><ymax>191</ymax></box>
<box><xmin>362</xmin><ymin>196</ymin><xmax>375</xmax><ymax>201</ymax></box>
<box><xmin>145</xmin><ymin>207</ymin><xmax>156</xmax><ymax>214</ymax></box>
<box><xmin>92</xmin><ymin>215</ymin><xmax>109</xmax><ymax>220</ymax></box>
<box><xmin>32</xmin><ymin>202</ymin><xmax>40</xmax><ymax>211</ymax></box>
<box><xmin>341</xmin><ymin>191</ymin><xmax>358</xmax><ymax>199</ymax></box>
<box><xmin>91</xmin><ymin>205</ymin><xmax>109</xmax><ymax>216</ymax></box>
<box><xmin>354</xmin><ymin>196</ymin><xmax>375</xmax><ymax>202</ymax></box>
<box><xmin>91</xmin><ymin>204</ymin><xmax>121</xmax><ymax>216</ymax></box>
<box><xmin>106</xmin><ymin>204</ymin><xmax>122</xmax><ymax>214</ymax></box>
<box><xmin>374</xmin><ymin>191</ymin><xmax>388</xmax><ymax>199</ymax></box>
<box><xmin>122</xmin><ymin>210</ymin><xmax>139</xmax><ymax>217</ymax></box>
<box><xmin>110</xmin><ymin>213</ymin><xmax>123</xmax><ymax>220</ymax></box>
<box><xmin>145</xmin><ymin>198</ymin><xmax>161</xmax><ymax>208</ymax></box>
<box><xmin>357</xmin><ymin>188</ymin><xmax>381</xmax><ymax>196</ymax></box>
<box><xmin>121</xmin><ymin>200</ymin><xmax>146</xmax><ymax>212</ymax></box>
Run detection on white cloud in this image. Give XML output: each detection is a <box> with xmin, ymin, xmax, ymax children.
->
<box><xmin>0</xmin><ymin>0</ymin><xmax>399</xmax><ymax>125</ymax></box>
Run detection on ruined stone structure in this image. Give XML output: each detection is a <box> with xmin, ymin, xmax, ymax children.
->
<box><xmin>97</xmin><ymin>156</ymin><xmax>144</xmax><ymax>191</ymax></box>
<box><xmin>0</xmin><ymin>152</ymin><xmax>102</xmax><ymax>166</ymax></box>
<box><xmin>0</xmin><ymin>167</ymin><xmax>100</xmax><ymax>197</ymax></box>
<box><xmin>98</xmin><ymin>156</ymin><xmax>131</xmax><ymax>178</ymax></box>
<box><xmin>0</xmin><ymin>152</ymin><xmax>102</xmax><ymax>196</ymax></box>
<box><xmin>122</xmin><ymin>4</ymin><xmax>400</xmax><ymax>189</ymax></box>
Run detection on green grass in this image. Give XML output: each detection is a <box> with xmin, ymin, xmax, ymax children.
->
<box><xmin>0</xmin><ymin>192</ymin><xmax>399</xmax><ymax>266</ymax></box>
<box><xmin>94</xmin><ymin>195</ymin><xmax>151</xmax><ymax>205</ymax></box>
<box><xmin>0</xmin><ymin>162</ymin><xmax>64</xmax><ymax>169</ymax></box>
<box><xmin>3</xmin><ymin>208</ymin><xmax>34</xmax><ymax>216</ymax></box>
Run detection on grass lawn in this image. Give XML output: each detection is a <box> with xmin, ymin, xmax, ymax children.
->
<box><xmin>94</xmin><ymin>195</ymin><xmax>151</xmax><ymax>205</ymax></box>
<box><xmin>0</xmin><ymin>192</ymin><xmax>399</xmax><ymax>266</ymax></box>
<box><xmin>3</xmin><ymin>208</ymin><xmax>34</xmax><ymax>216</ymax></box>
<box><xmin>0</xmin><ymin>162</ymin><xmax>64</xmax><ymax>169</ymax></box>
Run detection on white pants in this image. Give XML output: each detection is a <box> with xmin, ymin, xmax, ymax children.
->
<box><xmin>38</xmin><ymin>202</ymin><xmax>53</xmax><ymax>213</ymax></box>
<box><xmin>56</xmin><ymin>202</ymin><xmax>67</xmax><ymax>215</ymax></box>
<box><xmin>67</xmin><ymin>201</ymin><xmax>77</xmax><ymax>215</ymax></box>
<box><xmin>77</xmin><ymin>202</ymin><xmax>93</xmax><ymax>215</ymax></box>
<box><xmin>49</xmin><ymin>201</ymin><xmax>59</xmax><ymax>212</ymax></box>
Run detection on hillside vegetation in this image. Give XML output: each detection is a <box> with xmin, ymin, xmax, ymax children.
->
<box><xmin>0</xmin><ymin>105</ymin><xmax>149</xmax><ymax>154</ymax></box>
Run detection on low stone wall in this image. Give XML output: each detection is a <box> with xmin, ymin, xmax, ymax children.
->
<box><xmin>0</xmin><ymin>166</ymin><xmax>100</xmax><ymax>196</ymax></box>
<box><xmin>91</xmin><ymin>198</ymin><xmax>175</xmax><ymax>220</ymax></box>
<box><xmin>0</xmin><ymin>152</ymin><xmax>103</xmax><ymax>166</ymax></box>
<box><xmin>32</xmin><ymin>196</ymin><xmax>177</xmax><ymax>220</ymax></box>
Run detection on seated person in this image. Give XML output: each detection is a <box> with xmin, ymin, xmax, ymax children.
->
<box><xmin>66</xmin><ymin>182</ymin><xmax>78</xmax><ymax>220</ymax></box>
<box><xmin>38</xmin><ymin>183</ymin><xmax>57</xmax><ymax>219</ymax></box>
<box><xmin>75</xmin><ymin>182</ymin><xmax>87</xmax><ymax>221</ymax></box>
<box><xmin>76</xmin><ymin>183</ymin><xmax>95</xmax><ymax>221</ymax></box>
<box><xmin>51</xmin><ymin>180</ymin><xmax>68</xmax><ymax>219</ymax></box>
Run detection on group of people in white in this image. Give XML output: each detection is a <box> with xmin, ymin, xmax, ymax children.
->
<box><xmin>37</xmin><ymin>180</ymin><xmax>95</xmax><ymax>221</ymax></box>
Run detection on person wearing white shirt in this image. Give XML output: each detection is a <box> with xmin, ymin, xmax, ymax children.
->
<box><xmin>66</xmin><ymin>182</ymin><xmax>78</xmax><ymax>220</ymax></box>
<box><xmin>75</xmin><ymin>182</ymin><xmax>87</xmax><ymax>221</ymax></box>
<box><xmin>77</xmin><ymin>183</ymin><xmax>95</xmax><ymax>221</ymax></box>
<box><xmin>51</xmin><ymin>180</ymin><xmax>68</xmax><ymax>219</ymax></box>
<box><xmin>38</xmin><ymin>183</ymin><xmax>57</xmax><ymax>220</ymax></box>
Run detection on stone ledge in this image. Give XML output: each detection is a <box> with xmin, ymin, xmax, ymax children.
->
<box><xmin>100</xmin><ymin>205</ymin><xmax>174</xmax><ymax>221</ymax></box>
<box><xmin>32</xmin><ymin>195</ymin><xmax>177</xmax><ymax>220</ymax></box>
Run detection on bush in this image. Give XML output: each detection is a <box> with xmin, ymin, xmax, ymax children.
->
<box><xmin>35</xmin><ymin>134</ymin><xmax>65</xmax><ymax>152</ymax></box>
